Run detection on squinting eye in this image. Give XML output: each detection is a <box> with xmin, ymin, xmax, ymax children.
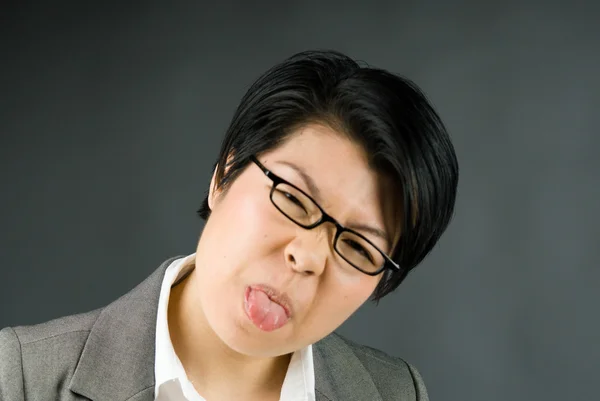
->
<box><xmin>284</xmin><ymin>192</ymin><xmax>303</xmax><ymax>206</ymax></box>
<box><xmin>278</xmin><ymin>190</ymin><xmax>308</xmax><ymax>212</ymax></box>
<box><xmin>345</xmin><ymin>239</ymin><xmax>374</xmax><ymax>263</ymax></box>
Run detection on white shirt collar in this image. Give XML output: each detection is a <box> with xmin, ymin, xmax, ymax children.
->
<box><xmin>154</xmin><ymin>254</ymin><xmax>316</xmax><ymax>401</ymax></box>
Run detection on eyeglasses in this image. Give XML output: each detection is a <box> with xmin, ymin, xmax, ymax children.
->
<box><xmin>250</xmin><ymin>155</ymin><xmax>401</xmax><ymax>276</ymax></box>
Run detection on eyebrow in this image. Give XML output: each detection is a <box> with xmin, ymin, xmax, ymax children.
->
<box><xmin>275</xmin><ymin>160</ymin><xmax>391</xmax><ymax>251</ymax></box>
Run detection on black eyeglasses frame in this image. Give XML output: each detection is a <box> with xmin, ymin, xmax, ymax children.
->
<box><xmin>250</xmin><ymin>155</ymin><xmax>401</xmax><ymax>276</ymax></box>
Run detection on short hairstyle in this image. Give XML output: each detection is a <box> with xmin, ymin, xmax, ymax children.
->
<box><xmin>197</xmin><ymin>50</ymin><xmax>458</xmax><ymax>301</ymax></box>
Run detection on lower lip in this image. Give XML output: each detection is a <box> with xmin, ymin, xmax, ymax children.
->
<box><xmin>243</xmin><ymin>287</ymin><xmax>290</xmax><ymax>332</ymax></box>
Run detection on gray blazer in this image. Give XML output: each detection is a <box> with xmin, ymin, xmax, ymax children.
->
<box><xmin>0</xmin><ymin>258</ymin><xmax>429</xmax><ymax>401</ymax></box>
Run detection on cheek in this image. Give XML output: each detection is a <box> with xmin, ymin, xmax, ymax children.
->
<box><xmin>302</xmin><ymin>273</ymin><xmax>379</xmax><ymax>337</ymax></box>
<box><xmin>334</xmin><ymin>270</ymin><xmax>380</xmax><ymax>304</ymax></box>
<box><xmin>218</xmin><ymin>188</ymin><xmax>262</xmax><ymax>233</ymax></box>
<box><xmin>195</xmin><ymin>188</ymin><xmax>274</xmax><ymax>312</ymax></box>
<box><xmin>203</xmin><ymin>185</ymin><xmax>279</xmax><ymax>273</ymax></box>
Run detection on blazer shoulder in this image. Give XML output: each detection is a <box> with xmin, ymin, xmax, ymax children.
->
<box><xmin>0</xmin><ymin>327</ymin><xmax>24</xmax><ymax>400</ymax></box>
<box><xmin>11</xmin><ymin>308</ymin><xmax>102</xmax><ymax>345</ymax></box>
<box><xmin>331</xmin><ymin>332</ymin><xmax>429</xmax><ymax>401</ymax></box>
<box><xmin>0</xmin><ymin>309</ymin><xmax>103</xmax><ymax>400</ymax></box>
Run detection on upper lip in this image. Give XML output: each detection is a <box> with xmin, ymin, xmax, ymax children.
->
<box><xmin>249</xmin><ymin>284</ymin><xmax>293</xmax><ymax>318</ymax></box>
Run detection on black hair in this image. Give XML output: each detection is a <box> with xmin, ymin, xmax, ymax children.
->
<box><xmin>197</xmin><ymin>50</ymin><xmax>458</xmax><ymax>301</ymax></box>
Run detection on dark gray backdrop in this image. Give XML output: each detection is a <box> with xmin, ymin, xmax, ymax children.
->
<box><xmin>1</xmin><ymin>1</ymin><xmax>599</xmax><ymax>400</ymax></box>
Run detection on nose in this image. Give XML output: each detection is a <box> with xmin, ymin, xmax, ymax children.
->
<box><xmin>284</xmin><ymin>228</ymin><xmax>329</xmax><ymax>276</ymax></box>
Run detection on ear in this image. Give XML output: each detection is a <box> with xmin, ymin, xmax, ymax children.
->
<box><xmin>207</xmin><ymin>164</ymin><xmax>220</xmax><ymax>211</ymax></box>
<box><xmin>207</xmin><ymin>154</ymin><xmax>235</xmax><ymax>211</ymax></box>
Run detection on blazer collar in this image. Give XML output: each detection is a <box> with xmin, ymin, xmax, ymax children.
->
<box><xmin>67</xmin><ymin>256</ymin><xmax>382</xmax><ymax>401</ymax></box>
<box><xmin>69</xmin><ymin>257</ymin><xmax>179</xmax><ymax>401</ymax></box>
<box><xmin>313</xmin><ymin>333</ymin><xmax>383</xmax><ymax>401</ymax></box>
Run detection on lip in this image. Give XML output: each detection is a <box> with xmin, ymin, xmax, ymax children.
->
<box><xmin>246</xmin><ymin>284</ymin><xmax>293</xmax><ymax>318</ymax></box>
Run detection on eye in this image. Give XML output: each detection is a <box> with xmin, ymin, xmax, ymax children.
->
<box><xmin>283</xmin><ymin>191</ymin><xmax>304</xmax><ymax>208</ymax></box>
<box><xmin>276</xmin><ymin>189</ymin><xmax>309</xmax><ymax>214</ymax></box>
<box><xmin>344</xmin><ymin>239</ymin><xmax>374</xmax><ymax>263</ymax></box>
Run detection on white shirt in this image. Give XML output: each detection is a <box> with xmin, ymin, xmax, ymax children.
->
<box><xmin>154</xmin><ymin>254</ymin><xmax>316</xmax><ymax>401</ymax></box>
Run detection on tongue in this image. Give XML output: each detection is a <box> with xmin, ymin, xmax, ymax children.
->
<box><xmin>246</xmin><ymin>288</ymin><xmax>289</xmax><ymax>332</ymax></box>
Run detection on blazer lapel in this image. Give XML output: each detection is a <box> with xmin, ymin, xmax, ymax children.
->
<box><xmin>313</xmin><ymin>333</ymin><xmax>383</xmax><ymax>401</ymax></box>
<box><xmin>68</xmin><ymin>257</ymin><xmax>180</xmax><ymax>401</ymax></box>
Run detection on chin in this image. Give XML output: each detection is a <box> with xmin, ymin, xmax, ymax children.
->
<box><xmin>208</xmin><ymin>309</ymin><xmax>296</xmax><ymax>358</ymax></box>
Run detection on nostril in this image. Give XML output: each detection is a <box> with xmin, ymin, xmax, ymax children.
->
<box><xmin>287</xmin><ymin>254</ymin><xmax>296</xmax><ymax>264</ymax></box>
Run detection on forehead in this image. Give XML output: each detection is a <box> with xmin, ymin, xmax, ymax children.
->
<box><xmin>260</xmin><ymin>123</ymin><xmax>399</xmax><ymax>246</ymax></box>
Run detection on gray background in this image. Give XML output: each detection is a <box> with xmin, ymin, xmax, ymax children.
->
<box><xmin>1</xmin><ymin>1</ymin><xmax>599</xmax><ymax>400</ymax></box>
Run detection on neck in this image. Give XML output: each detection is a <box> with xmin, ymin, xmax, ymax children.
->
<box><xmin>167</xmin><ymin>268</ymin><xmax>291</xmax><ymax>400</ymax></box>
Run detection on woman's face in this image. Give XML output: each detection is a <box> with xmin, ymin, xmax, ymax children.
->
<box><xmin>191</xmin><ymin>123</ymin><xmax>397</xmax><ymax>357</ymax></box>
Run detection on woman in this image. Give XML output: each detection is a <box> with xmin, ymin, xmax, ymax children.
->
<box><xmin>0</xmin><ymin>50</ymin><xmax>458</xmax><ymax>400</ymax></box>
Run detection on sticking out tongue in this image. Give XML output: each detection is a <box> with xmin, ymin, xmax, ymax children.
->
<box><xmin>245</xmin><ymin>288</ymin><xmax>289</xmax><ymax>332</ymax></box>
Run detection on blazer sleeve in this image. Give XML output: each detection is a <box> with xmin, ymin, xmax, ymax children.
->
<box><xmin>406</xmin><ymin>362</ymin><xmax>429</xmax><ymax>401</ymax></box>
<box><xmin>0</xmin><ymin>327</ymin><xmax>25</xmax><ymax>401</ymax></box>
